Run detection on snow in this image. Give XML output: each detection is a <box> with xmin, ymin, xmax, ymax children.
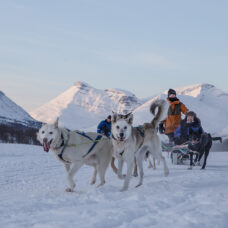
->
<box><xmin>1</xmin><ymin>143</ymin><xmax>228</xmax><ymax>228</ymax></box>
<box><xmin>105</xmin><ymin>88</ymin><xmax>136</xmax><ymax>97</ymax></box>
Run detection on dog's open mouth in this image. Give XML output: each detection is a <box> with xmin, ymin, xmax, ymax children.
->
<box><xmin>118</xmin><ymin>137</ymin><xmax>125</xmax><ymax>141</ymax></box>
<box><xmin>42</xmin><ymin>139</ymin><xmax>53</xmax><ymax>152</ymax></box>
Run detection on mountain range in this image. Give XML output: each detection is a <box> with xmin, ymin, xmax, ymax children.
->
<box><xmin>1</xmin><ymin>82</ymin><xmax>228</xmax><ymax>147</ymax></box>
<box><xmin>30</xmin><ymin>82</ymin><xmax>228</xmax><ymax>138</ymax></box>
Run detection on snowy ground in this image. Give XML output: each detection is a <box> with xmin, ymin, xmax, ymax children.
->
<box><xmin>0</xmin><ymin>144</ymin><xmax>228</xmax><ymax>228</ymax></box>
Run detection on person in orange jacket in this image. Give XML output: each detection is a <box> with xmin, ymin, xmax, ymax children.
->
<box><xmin>159</xmin><ymin>88</ymin><xmax>189</xmax><ymax>144</ymax></box>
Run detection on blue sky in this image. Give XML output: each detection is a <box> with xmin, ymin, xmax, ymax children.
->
<box><xmin>0</xmin><ymin>0</ymin><xmax>228</xmax><ymax>111</ymax></box>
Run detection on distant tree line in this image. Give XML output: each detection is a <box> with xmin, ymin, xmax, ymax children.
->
<box><xmin>211</xmin><ymin>138</ymin><xmax>228</xmax><ymax>152</ymax></box>
<box><xmin>0</xmin><ymin>123</ymin><xmax>41</xmax><ymax>145</ymax></box>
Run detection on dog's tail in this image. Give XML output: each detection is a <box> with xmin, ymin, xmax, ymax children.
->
<box><xmin>150</xmin><ymin>99</ymin><xmax>166</xmax><ymax>128</ymax></box>
<box><xmin>212</xmin><ymin>136</ymin><xmax>223</xmax><ymax>143</ymax></box>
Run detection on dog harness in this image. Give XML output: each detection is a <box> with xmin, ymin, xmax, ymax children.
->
<box><xmin>57</xmin><ymin>133</ymin><xmax>70</xmax><ymax>163</ymax></box>
<box><xmin>111</xmin><ymin>126</ymin><xmax>145</xmax><ymax>157</ymax></box>
<box><xmin>81</xmin><ymin>134</ymin><xmax>103</xmax><ymax>158</ymax></box>
<box><xmin>57</xmin><ymin>132</ymin><xmax>103</xmax><ymax>163</ymax></box>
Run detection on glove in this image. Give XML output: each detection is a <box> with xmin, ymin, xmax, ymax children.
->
<box><xmin>159</xmin><ymin>122</ymin><xmax>165</xmax><ymax>134</ymax></box>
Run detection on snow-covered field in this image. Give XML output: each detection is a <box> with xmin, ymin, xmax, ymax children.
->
<box><xmin>1</xmin><ymin>143</ymin><xmax>228</xmax><ymax>228</ymax></box>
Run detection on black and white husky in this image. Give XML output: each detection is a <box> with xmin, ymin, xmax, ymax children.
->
<box><xmin>111</xmin><ymin>99</ymin><xmax>169</xmax><ymax>191</ymax></box>
<box><xmin>37</xmin><ymin>118</ymin><xmax>112</xmax><ymax>192</ymax></box>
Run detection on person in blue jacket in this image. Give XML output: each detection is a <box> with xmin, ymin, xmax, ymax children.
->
<box><xmin>174</xmin><ymin>111</ymin><xmax>203</xmax><ymax>145</ymax></box>
<box><xmin>174</xmin><ymin>111</ymin><xmax>222</xmax><ymax>169</ymax></box>
<box><xmin>97</xmin><ymin>115</ymin><xmax>112</xmax><ymax>137</ymax></box>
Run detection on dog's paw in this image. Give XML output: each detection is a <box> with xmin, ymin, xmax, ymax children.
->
<box><xmin>187</xmin><ymin>166</ymin><xmax>193</xmax><ymax>170</ymax></box>
<box><xmin>65</xmin><ymin>188</ymin><xmax>73</xmax><ymax>192</ymax></box>
<box><xmin>90</xmin><ymin>180</ymin><xmax>96</xmax><ymax>185</ymax></box>
<box><xmin>135</xmin><ymin>183</ymin><xmax>142</xmax><ymax>188</ymax></box>
<box><xmin>97</xmin><ymin>181</ymin><xmax>105</xmax><ymax>188</ymax></box>
<box><xmin>133</xmin><ymin>172</ymin><xmax>138</xmax><ymax>177</ymax></box>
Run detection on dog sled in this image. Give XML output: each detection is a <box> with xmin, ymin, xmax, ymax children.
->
<box><xmin>162</xmin><ymin>142</ymin><xmax>204</xmax><ymax>165</ymax></box>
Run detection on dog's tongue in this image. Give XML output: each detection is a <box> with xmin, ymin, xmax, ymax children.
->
<box><xmin>43</xmin><ymin>141</ymin><xmax>50</xmax><ymax>152</ymax></box>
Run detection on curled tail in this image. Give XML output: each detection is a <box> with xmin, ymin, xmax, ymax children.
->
<box><xmin>150</xmin><ymin>99</ymin><xmax>166</xmax><ymax>128</ymax></box>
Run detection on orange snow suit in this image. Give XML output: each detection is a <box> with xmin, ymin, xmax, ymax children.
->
<box><xmin>162</xmin><ymin>99</ymin><xmax>188</xmax><ymax>134</ymax></box>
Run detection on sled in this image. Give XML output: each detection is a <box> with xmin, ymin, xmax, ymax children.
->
<box><xmin>162</xmin><ymin>142</ymin><xmax>204</xmax><ymax>165</ymax></box>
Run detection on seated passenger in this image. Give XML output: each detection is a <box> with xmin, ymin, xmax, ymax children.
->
<box><xmin>174</xmin><ymin>111</ymin><xmax>203</xmax><ymax>145</ymax></box>
<box><xmin>174</xmin><ymin>111</ymin><xmax>219</xmax><ymax>169</ymax></box>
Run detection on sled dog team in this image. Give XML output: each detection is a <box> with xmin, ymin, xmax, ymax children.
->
<box><xmin>37</xmin><ymin>99</ymin><xmax>169</xmax><ymax>192</ymax></box>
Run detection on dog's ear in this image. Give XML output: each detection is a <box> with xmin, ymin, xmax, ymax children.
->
<box><xmin>54</xmin><ymin>117</ymin><xmax>59</xmax><ymax>128</ymax></box>
<box><xmin>124</xmin><ymin>112</ymin><xmax>132</xmax><ymax>119</ymax></box>
<box><xmin>112</xmin><ymin>112</ymin><xmax>118</xmax><ymax>123</ymax></box>
<box><xmin>125</xmin><ymin>112</ymin><xmax>133</xmax><ymax>125</ymax></box>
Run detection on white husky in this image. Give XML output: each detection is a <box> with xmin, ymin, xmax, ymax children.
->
<box><xmin>37</xmin><ymin>118</ymin><xmax>112</xmax><ymax>192</ymax></box>
<box><xmin>112</xmin><ymin>99</ymin><xmax>169</xmax><ymax>191</ymax></box>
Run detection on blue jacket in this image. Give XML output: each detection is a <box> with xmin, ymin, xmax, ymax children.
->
<box><xmin>174</xmin><ymin>118</ymin><xmax>204</xmax><ymax>141</ymax></box>
<box><xmin>97</xmin><ymin>120</ymin><xmax>111</xmax><ymax>137</ymax></box>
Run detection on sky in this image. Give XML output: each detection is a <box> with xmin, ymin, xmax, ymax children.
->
<box><xmin>0</xmin><ymin>0</ymin><xmax>228</xmax><ymax>112</ymax></box>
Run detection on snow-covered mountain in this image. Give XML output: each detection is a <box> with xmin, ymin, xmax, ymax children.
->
<box><xmin>30</xmin><ymin>81</ymin><xmax>143</xmax><ymax>129</ymax></box>
<box><xmin>0</xmin><ymin>90</ymin><xmax>41</xmax><ymax>144</ymax></box>
<box><xmin>133</xmin><ymin>84</ymin><xmax>228</xmax><ymax>137</ymax></box>
<box><xmin>0</xmin><ymin>91</ymin><xmax>39</xmax><ymax>127</ymax></box>
<box><xmin>30</xmin><ymin>82</ymin><xmax>228</xmax><ymax>141</ymax></box>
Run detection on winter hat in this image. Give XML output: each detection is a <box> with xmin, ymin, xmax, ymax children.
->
<box><xmin>186</xmin><ymin>111</ymin><xmax>196</xmax><ymax>117</ymax></box>
<box><xmin>168</xmin><ymin>89</ymin><xmax>176</xmax><ymax>97</ymax></box>
<box><xmin>107</xmin><ymin>115</ymin><xmax>112</xmax><ymax>120</ymax></box>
